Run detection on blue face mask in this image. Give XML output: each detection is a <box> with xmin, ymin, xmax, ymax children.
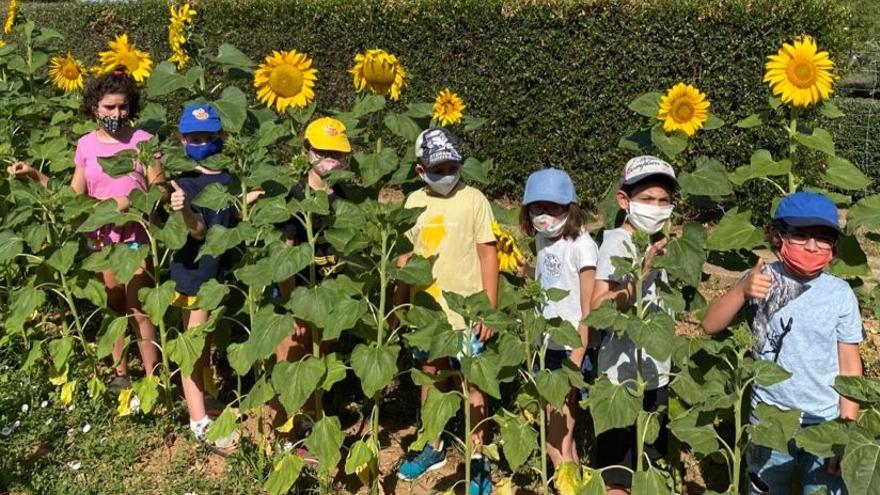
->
<box><xmin>184</xmin><ymin>138</ymin><xmax>223</xmax><ymax>162</ymax></box>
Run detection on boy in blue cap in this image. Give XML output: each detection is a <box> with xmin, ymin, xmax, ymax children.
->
<box><xmin>702</xmin><ymin>191</ymin><xmax>864</xmax><ymax>494</ymax></box>
<box><xmin>169</xmin><ymin>103</ymin><xmax>239</xmax><ymax>455</ymax></box>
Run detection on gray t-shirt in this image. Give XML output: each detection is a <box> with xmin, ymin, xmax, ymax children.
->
<box><xmin>536</xmin><ymin>230</ymin><xmax>599</xmax><ymax>350</ymax></box>
<box><xmin>595</xmin><ymin>228</ymin><xmax>671</xmax><ymax>390</ymax></box>
<box><xmin>749</xmin><ymin>261</ymin><xmax>864</xmax><ymax>423</ymax></box>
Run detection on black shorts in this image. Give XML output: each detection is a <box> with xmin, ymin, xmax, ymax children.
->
<box><xmin>595</xmin><ymin>385</ymin><xmax>669</xmax><ymax>488</ymax></box>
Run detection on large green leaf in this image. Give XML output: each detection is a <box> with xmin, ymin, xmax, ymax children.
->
<box><xmin>535</xmin><ymin>369</ymin><xmax>571</xmax><ymax>410</ymax></box>
<box><xmin>304</xmin><ymin>416</ymin><xmax>344</xmax><ymax>475</ymax></box>
<box><xmin>628</xmin><ymin>92</ymin><xmax>661</xmax><ymax>118</ymax></box>
<box><xmin>240</xmin><ymin>376</ymin><xmax>275</xmax><ymax>413</ymax></box>
<box><xmin>131</xmin><ymin>376</ymin><xmax>160</xmax><ymax>413</ymax></box>
<box><xmin>199</xmin><ymin>223</ymin><xmax>255</xmax><ymax>258</ymax></box>
<box><xmin>795</xmin><ymin>128</ymin><xmax>835</xmax><ymax>156</ymax></box>
<box><xmin>822</xmin><ymin>156</ymin><xmax>870</xmax><ymax>191</ymax></box>
<box><xmin>214</xmin><ymin>86</ymin><xmax>248</xmax><ymax>133</ymax></box>
<box><xmin>192</xmin><ymin>182</ymin><xmax>235</xmax><ymax>211</ymax></box>
<box><xmin>350</xmin><ymin>344</ymin><xmax>399</xmax><ymax>397</ymax></box>
<box><xmin>828</xmin><ymin>234</ymin><xmax>871</xmax><ymax>278</ymax></box>
<box><xmin>271</xmin><ymin>356</ymin><xmax>325</xmax><ymax>414</ymax></box>
<box><xmin>97</xmin><ymin>316</ymin><xmax>129</xmax><ymax>359</ymax></box>
<box><xmin>834</xmin><ymin>376</ymin><xmax>880</xmax><ymax>406</ymax></box>
<box><xmin>847</xmin><ymin>195</ymin><xmax>880</xmax><ymax>233</ymax></box>
<box><xmin>167</xmin><ymin>327</ymin><xmax>206</xmax><ymax>377</ymax></box>
<box><xmin>146</xmin><ymin>61</ymin><xmax>189</xmax><ymax>97</ymax></box>
<box><xmin>138</xmin><ymin>281</ymin><xmax>177</xmax><ymax>326</ymax></box>
<box><xmin>213</xmin><ymin>43</ymin><xmax>255</xmax><ymax>74</ymax></box>
<box><xmin>205</xmin><ymin>406</ymin><xmax>237</xmax><ymax>441</ymax></box>
<box><xmin>46</xmin><ymin>241</ymin><xmax>78</xmax><ymax>274</ymax></box>
<box><xmin>394</xmin><ymin>254</ymin><xmax>434</xmax><ymax>285</ymax></box>
<box><xmin>195</xmin><ymin>279</ymin><xmax>230</xmax><ymax>311</ymax></box>
<box><xmin>461</xmin><ymin>157</ymin><xmax>493</xmax><ymax>185</ymax></box>
<box><xmin>794</xmin><ymin>420</ymin><xmax>850</xmax><ymax>458</ymax></box>
<box><xmin>706</xmin><ymin>208</ymin><xmax>763</xmax><ymax>251</ymax></box>
<box><xmin>48</xmin><ymin>336</ymin><xmax>74</xmax><ymax>371</ymax></box>
<box><xmin>678</xmin><ymin>157</ymin><xmax>733</xmax><ymax>197</ymax></box>
<box><xmin>345</xmin><ymin>439</ymin><xmax>375</xmax><ymax>475</ymax></box>
<box><xmin>626</xmin><ymin>312</ymin><xmax>676</xmax><ymax>362</ymax></box>
<box><xmin>355</xmin><ymin>147</ymin><xmax>398</xmax><ymax>187</ymax></box>
<box><xmin>235</xmin><ymin>306</ymin><xmax>296</xmax><ymax>373</ymax></box>
<box><xmin>411</xmin><ymin>387</ymin><xmax>461</xmax><ymax>451</ymax></box>
<box><xmin>841</xmin><ymin>430</ymin><xmax>880</xmax><ymax>495</ymax></box>
<box><xmin>728</xmin><ymin>149</ymin><xmax>791</xmax><ymax>186</ymax></box>
<box><xmin>460</xmin><ymin>355</ymin><xmax>503</xmax><ymax>399</ymax></box>
<box><xmin>384</xmin><ymin>113</ymin><xmax>422</xmax><ymax>142</ymax></box>
<box><xmin>6</xmin><ymin>285</ymin><xmax>45</xmax><ymax>335</ymax></box>
<box><xmin>264</xmin><ymin>453</ymin><xmax>304</xmax><ymax>495</ymax></box>
<box><xmin>496</xmin><ymin>412</ymin><xmax>537</xmax><ymax>470</ymax></box>
<box><xmin>585</xmin><ymin>376</ymin><xmax>642</xmax><ymax>435</ymax></box>
<box><xmin>668</xmin><ymin>409</ymin><xmax>719</xmax><ymax>456</ymax></box>
<box><xmin>650</xmin><ymin>125</ymin><xmax>688</xmax><ymax>160</ymax></box>
<box><xmin>652</xmin><ymin>222</ymin><xmax>706</xmax><ymax>286</ymax></box>
<box><xmin>752</xmin><ymin>360</ymin><xmax>793</xmax><ymax>387</ymax></box>
<box><xmin>108</xmin><ymin>243</ymin><xmax>149</xmax><ymax>284</ymax></box>
<box><xmin>749</xmin><ymin>403</ymin><xmax>801</xmax><ymax>452</ymax></box>
<box><xmin>735</xmin><ymin>114</ymin><xmax>763</xmax><ymax>128</ymax></box>
<box><xmin>632</xmin><ymin>466</ymin><xmax>673</xmax><ymax>495</ymax></box>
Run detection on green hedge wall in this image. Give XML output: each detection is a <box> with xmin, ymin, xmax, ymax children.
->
<box><xmin>18</xmin><ymin>0</ymin><xmax>856</xmax><ymax>207</ymax></box>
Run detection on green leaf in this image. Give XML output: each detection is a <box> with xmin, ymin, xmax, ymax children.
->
<box><xmin>618</xmin><ymin>128</ymin><xmax>653</xmax><ymax>151</ymax></box>
<box><xmin>77</xmin><ymin>201</ymin><xmax>136</xmax><ymax>233</ymax></box>
<box><xmin>668</xmin><ymin>410</ymin><xmax>719</xmax><ymax>455</ymax></box>
<box><xmin>405</xmin><ymin>102</ymin><xmax>434</xmax><ymax>119</ymax></box>
<box><xmin>749</xmin><ymin>403</ymin><xmax>801</xmax><ymax>452</ymax></box>
<box><xmin>351</xmin><ymin>94</ymin><xmax>386</xmax><ymax>118</ymax></box>
<box><xmin>628</xmin><ymin>92</ymin><xmax>661</xmax><ymax>118</ymax></box>
<box><xmin>48</xmin><ymin>336</ymin><xmax>74</xmax><ymax>371</ymax></box>
<box><xmin>706</xmin><ymin>208</ymin><xmax>764</xmax><ymax>251</ymax></box>
<box><xmin>394</xmin><ymin>255</ymin><xmax>434</xmax><ymax>285</ymax></box>
<box><xmin>199</xmin><ymin>223</ymin><xmax>255</xmax><ymax>258</ymax></box>
<box><xmin>828</xmin><ymin>234</ymin><xmax>871</xmax><ymax>278</ymax></box>
<box><xmin>6</xmin><ymin>285</ymin><xmax>45</xmax><ymax>335</ymax></box>
<box><xmin>97</xmin><ymin>316</ymin><xmax>128</xmax><ymax>359</ymax></box>
<box><xmin>108</xmin><ymin>243</ymin><xmax>149</xmax><ymax>284</ymax></box>
<box><xmin>355</xmin><ymin>147</ymin><xmax>398</xmax><ymax>188</ymax></box>
<box><xmin>0</xmin><ymin>231</ymin><xmax>23</xmax><ymax>263</ymax></box>
<box><xmin>460</xmin><ymin>355</ymin><xmax>502</xmax><ymax>399</ymax></box>
<box><xmin>735</xmin><ymin>114</ymin><xmax>763</xmax><ymax>128</ymax></box>
<box><xmin>841</xmin><ymin>430</ymin><xmax>880</xmax><ymax>495</ymax></box>
<box><xmin>154</xmin><ymin>211</ymin><xmax>188</xmax><ymax>251</ymax></box>
<box><xmin>384</xmin><ymin>113</ymin><xmax>422</xmax><ymax>142</ymax></box>
<box><xmin>822</xmin><ymin>156</ymin><xmax>870</xmax><ymax>191</ymax></box>
<box><xmin>71</xmin><ymin>273</ymin><xmax>108</xmax><ymax>308</ymax></box>
<box><xmin>322</xmin><ymin>353</ymin><xmax>347</xmax><ymax>391</ymax></box>
<box><xmin>795</xmin><ymin>128</ymin><xmax>835</xmax><ymax>156</ymax></box>
<box><xmin>463</xmin><ymin>115</ymin><xmax>487</xmax><ymax>132</ymax></box>
<box><xmin>138</xmin><ymin>281</ymin><xmax>177</xmax><ymax>326</ymax></box>
<box><xmin>728</xmin><ymin>149</ymin><xmax>791</xmax><ymax>186</ymax></box>
<box><xmin>206</xmin><ymin>406</ymin><xmax>237</xmax><ymax>441</ymax></box>
<box><xmin>213</xmin><ymin>43</ymin><xmax>255</xmax><ymax>74</ymax></box>
<box><xmin>214</xmin><ymin>86</ymin><xmax>248</xmax><ymax>133</ymax></box>
<box><xmin>271</xmin><ymin>356</ymin><xmax>325</xmax><ymax>415</ymax></box>
<box><xmin>535</xmin><ymin>369</ymin><xmax>571</xmax><ymax>410</ymax></box>
<box><xmin>167</xmin><ymin>328</ymin><xmax>206</xmax><ymax>377</ymax></box>
<box><xmin>753</xmin><ymin>360</ymin><xmax>793</xmax><ymax>387</ymax></box>
<box><xmin>546</xmin><ymin>319</ymin><xmax>582</xmax><ymax>350</ymax></box>
<box><xmin>412</xmin><ymin>388</ymin><xmax>461</xmax><ymax>450</ymax></box>
<box><xmin>350</xmin><ymin>344</ymin><xmax>399</xmax><ymax>397</ymax></box>
<box><xmin>131</xmin><ymin>376</ymin><xmax>160</xmax><ymax>413</ymax></box>
<box><xmin>847</xmin><ymin>195</ymin><xmax>880</xmax><ymax>233</ymax></box>
<box><xmin>304</xmin><ymin>416</ymin><xmax>344</xmax><ymax>475</ymax></box>
<box><xmin>264</xmin><ymin>453</ymin><xmax>304</xmax><ymax>495</ymax></box>
<box><xmin>834</xmin><ymin>376</ymin><xmax>880</xmax><ymax>406</ymax></box>
<box><xmin>192</xmin><ymin>182</ymin><xmax>235</xmax><ymax>211</ymax></box>
<box><xmin>240</xmin><ymin>376</ymin><xmax>275</xmax><ymax>413</ymax></box>
<box><xmin>819</xmin><ymin>101</ymin><xmax>846</xmax><ymax>119</ymax></box>
<box><xmin>626</xmin><ymin>313</ymin><xmax>676</xmax><ymax>361</ymax></box>
<box><xmin>195</xmin><ymin>279</ymin><xmax>229</xmax><ymax>311</ymax></box>
<box><xmin>585</xmin><ymin>376</ymin><xmax>642</xmax><ymax>435</ymax></box>
<box><xmin>652</xmin><ymin>223</ymin><xmax>707</xmax><ymax>286</ymax></box>
<box><xmin>651</xmin><ymin>125</ymin><xmax>688</xmax><ymax>160</ymax></box>
<box><xmin>98</xmin><ymin>150</ymin><xmax>140</xmax><ymax>177</ymax></box>
<box><xmin>632</xmin><ymin>466</ymin><xmax>673</xmax><ymax>495</ymax></box>
<box><xmin>678</xmin><ymin>157</ymin><xmax>733</xmax><ymax>197</ymax></box>
<box><xmin>461</xmin><ymin>157</ymin><xmax>493</xmax><ymax>185</ymax></box>
<box><xmin>234</xmin><ymin>306</ymin><xmax>296</xmax><ymax>374</ymax></box>
<box><xmin>704</xmin><ymin>113</ymin><xmax>725</xmax><ymax>130</ymax></box>
<box><xmin>496</xmin><ymin>412</ymin><xmax>537</xmax><ymax>470</ymax></box>
<box><xmin>345</xmin><ymin>439</ymin><xmax>375</xmax><ymax>475</ymax></box>
<box><xmin>795</xmin><ymin>420</ymin><xmax>850</xmax><ymax>458</ymax></box>
<box><xmin>146</xmin><ymin>62</ymin><xmax>189</xmax><ymax>97</ymax></box>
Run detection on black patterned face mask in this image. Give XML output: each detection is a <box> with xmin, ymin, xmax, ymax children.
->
<box><xmin>99</xmin><ymin>115</ymin><xmax>121</xmax><ymax>134</ymax></box>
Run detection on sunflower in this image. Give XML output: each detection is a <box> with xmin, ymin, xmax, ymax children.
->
<box><xmin>433</xmin><ymin>88</ymin><xmax>466</xmax><ymax>126</ymax></box>
<box><xmin>493</xmin><ymin>221</ymin><xmax>524</xmax><ymax>273</ymax></box>
<box><xmin>656</xmin><ymin>83</ymin><xmax>710</xmax><ymax>137</ymax></box>
<box><xmin>167</xmin><ymin>3</ymin><xmax>196</xmax><ymax>69</ymax></box>
<box><xmin>254</xmin><ymin>50</ymin><xmax>317</xmax><ymax>114</ymax></box>
<box><xmin>49</xmin><ymin>52</ymin><xmax>86</xmax><ymax>93</ymax></box>
<box><xmin>764</xmin><ymin>36</ymin><xmax>835</xmax><ymax>108</ymax></box>
<box><xmin>350</xmin><ymin>49</ymin><xmax>406</xmax><ymax>101</ymax></box>
<box><xmin>4</xmin><ymin>0</ymin><xmax>18</xmax><ymax>35</ymax></box>
<box><xmin>170</xmin><ymin>3</ymin><xmax>196</xmax><ymax>25</ymax></box>
<box><xmin>98</xmin><ymin>34</ymin><xmax>153</xmax><ymax>83</ymax></box>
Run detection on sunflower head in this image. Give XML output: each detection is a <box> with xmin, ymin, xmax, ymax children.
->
<box><xmin>254</xmin><ymin>49</ymin><xmax>317</xmax><ymax>114</ymax></box>
<box><xmin>170</xmin><ymin>3</ymin><xmax>197</xmax><ymax>25</ymax></box>
<box><xmin>4</xmin><ymin>0</ymin><xmax>19</xmax><ymax>35</ymax></box>
<box><xmin>49</xmin><ymin>52</ymin><xmax>86</xmax><ymax>93</ymax></box>
<box><xmin>98</xmin><ymin>34</ymin><xmax>153</xmax><ymax>83</ymax></box>
<box><xmin>350</xmin><ymin>49</ymin><xmax>406</xmax><ymax>101</ymax></box>
<box><xmin>433</xmin><ymin>89</ymin><xmax>466</xmax><ymax>126</ymax></box>
<box><xmin>656</xmin><ymin>83</ymin><xmax>710</xmax><ymax>137</ymax></box>
<box><xmin>167</xmin><ymin>4</ymin><xmax>196</xmax><ymax>70</ymax></box>
<box><xmin>492</xmin><ymin>220</ymin><xmax>524</xmax><ymax>273</ymax></box>
<box><xmin>764</xmin><ymin>36</ymin><xmax>836</xmax><ymax>108</ymax></box>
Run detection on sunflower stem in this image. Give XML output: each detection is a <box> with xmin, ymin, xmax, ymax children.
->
<box><xmin>787</xmin><ymin>108</ymin><xmax>799</xmax><ymax>194</ymax></box>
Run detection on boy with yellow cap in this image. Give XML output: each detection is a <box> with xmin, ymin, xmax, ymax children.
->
<box><xmin>269</xmin><ymin>117</ymin><xmax>352</xmax><ymax>458</ymax></box>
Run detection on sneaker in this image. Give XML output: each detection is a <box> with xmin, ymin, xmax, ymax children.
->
<box><xmin>469</xmin><ymin>457</ymin><xmax>492</xmax><ymax>495</ymax></box>
<box><xmin>397</xmin><ymin>441</ymin><xmax>447</xmax><ymax>481</ymax></box>
<box><xmin>108</xmin><ymin>375</ymin><xmax>131</xmax><ymax>395</ymax></box>
<box><xmin>191</xmin><ymin>417</ymin><xmax>239</xmax><ymax>457</ymax></box>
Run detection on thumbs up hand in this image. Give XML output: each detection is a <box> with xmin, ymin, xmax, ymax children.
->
<box><xmin>740</xmin><ymin>258</ymin><xmax>772</xmax><ymax>300</ymax></box>
<box><xmin>169</xmin><ymin>180</ymin><xmax>187</xmax><ymax>212</ymax></box>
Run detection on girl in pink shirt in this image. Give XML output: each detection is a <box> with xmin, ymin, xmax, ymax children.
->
<box><xmin>9</xmin><ymin>67</ymin><xmax>165</xmax><ymax>391</ymax></box>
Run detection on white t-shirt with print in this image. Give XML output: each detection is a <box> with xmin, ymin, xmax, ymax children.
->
<box><xmin>595</xmin><ymin>228</ymin><xmax>671</xmax><ymax>390</ymax></box>
<box><xmin>536</xmin><ymin>230</ymin><xmax>599</xmax><ymax>351</ymax></box>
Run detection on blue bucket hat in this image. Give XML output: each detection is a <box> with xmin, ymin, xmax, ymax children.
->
<box><xmin>179</xmin><ymin>104</ymin><xmax>222</xmax><ymax>134</ymax></box>
<box><xmin>522</xmin><ymin>169</ymin><xmax>577</xmax><ymax>205</ymax></box>
<box><xmin>773</xmin><ymin>191</ymin><xmax>840</xmax><ymax>231</ymax></box>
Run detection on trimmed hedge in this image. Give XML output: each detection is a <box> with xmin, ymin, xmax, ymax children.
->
<box><xmin>18</xmin><ymin>0</ymin><xmax>857</xmax><ymax>206</ymax></box>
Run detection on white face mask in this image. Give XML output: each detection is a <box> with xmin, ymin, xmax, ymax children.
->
<box><xmin>531</xmin><ymin>213</ymin><xmax>568</xmax><ymax>237</ymax></box>
<box><xmin>627</xmin><ymin>201</ymin><xmax>673</xmax><ymax>234</ymax></box>
<box><xmin>421</xmin><ymin>169</ymin><xmax>461</xmax><ymax>196</ymax></box>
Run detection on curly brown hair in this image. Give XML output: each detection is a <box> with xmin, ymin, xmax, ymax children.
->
<box><xmin>81</xmin><ymin>66</ymin><xmax>141</xmax><ymax>120</ymax></box>
<box><xmin>519</xmin><ymin>202</ymin><xmax>589</xmax><ymax>240</ymax></box>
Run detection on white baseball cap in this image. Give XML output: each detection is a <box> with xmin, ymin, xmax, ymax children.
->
<box><xmin>619</xmin><ymin>155</ymin><xmax>677</xmax><ymax>187</ymax></box>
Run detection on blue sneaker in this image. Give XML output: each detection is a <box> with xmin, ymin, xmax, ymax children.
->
<box><xmin>469</xmin><ymin>457</ymin><xmax>492</xmax><ymax>495</ymax></box>
<box><xmin>397</xmin><ymin>441</ymin><xmax>447</xmax><ymax>481</ymax></box>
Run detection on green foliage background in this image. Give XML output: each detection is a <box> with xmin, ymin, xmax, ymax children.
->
<box><xmin>16</xmin><ymin>0</ymin><xmax>860</xmax><ymax>207</ymax></box>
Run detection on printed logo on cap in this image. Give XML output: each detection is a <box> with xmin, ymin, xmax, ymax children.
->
<box><xmin>421</xmin><ymin>128</ymin><xmax>459</xmax><ymax>163</ymax></box>
<box><xmin>324</xmin><ymin>125</ymin><xmax>339</xmax><ymax>137</ymax></box>
<box><xmin>192</xmin><ymin>108</ymin><xmax>210</xmax><ymax>120</ymax></box>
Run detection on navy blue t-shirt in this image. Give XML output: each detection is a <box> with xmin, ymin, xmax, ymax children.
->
<box><xmin>169</xmin><ymin>170</ymin><xmax>237</xmax><ymax>295</ymax></box>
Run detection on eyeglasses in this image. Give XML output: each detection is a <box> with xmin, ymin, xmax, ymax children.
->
<box><xmin>783</xmin><ymin>230</ymin><xmax>836</xmax><ymax>251</ymax></box>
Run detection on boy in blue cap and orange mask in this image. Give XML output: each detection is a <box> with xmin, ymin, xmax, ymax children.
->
<box><xmin>169</xmin><ymin>103</ymin><xmax>240</xmax><ymax>455</ymax></box>
<box><xmin>702</xmin><ymin>191</ymin><xmax>864</xmax><ymax>495</ymax></box>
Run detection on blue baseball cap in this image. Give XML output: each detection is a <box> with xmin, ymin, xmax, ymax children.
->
<box><xmin>522</xmin><ymin>169</ymin><xmax>577</xmax><ymax>205</ymax></box>
<box><xmin>179</xmin><ymin>104</ymin><xmax>222</xmax><ymax>134</ymax></box>
<box><xmin>773</xmin><ymin>191</ymin><xmax>840</xmax><ymax>231</ymax></box>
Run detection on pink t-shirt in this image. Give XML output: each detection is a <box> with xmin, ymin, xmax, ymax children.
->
<box><xmin>75</xmin><ymin>129</ymin><xmax>152</xmax><ymax>246</ymax></box>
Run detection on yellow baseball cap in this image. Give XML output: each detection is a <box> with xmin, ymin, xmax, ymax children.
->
<box><xmin>304</xmin><ymin>117</ymin><xmax>351</xmax><ymax>153</ymax></box>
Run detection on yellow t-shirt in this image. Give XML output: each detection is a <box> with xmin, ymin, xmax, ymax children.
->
<box><xmin>405</xmin><ymin>183</ymin><xmax>496</xmax><ymax>329</ymax></box>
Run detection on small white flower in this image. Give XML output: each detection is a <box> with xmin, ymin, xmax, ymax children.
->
<box><xmin>67</xmin><ymin>404</ymin><xmax>75</xmax><ymax>411</ymax></box>
<box><xmin>45</xmin><ymin>418</ymin><xmax>53</xmax><ymax>426</ymax></box>
<box><xmin>21</xmin><ymin>404</ymin><xmax>29</xmax><ymax>413</ymax></box>
<box><xmin>13</xmin><ymin>420</ymin><xmax>20</xmax><ymax>428</ymax></box>
<box><xmin>67</xmin><ymin>428</ymin><xmax>76</xmax><ymax>437</ymax></box>
<box><xmin>1</xmin><ymin>426</ymin><xmax>12</xmax><ymax>436</ymax></box>
<box><xmin>40</xmin><ymin>400</ymin><xmax>48</xmax><ymax>408</ymax></box>
<box><xmin>68</xmin><ymin>461</ymin><xmax>82</xmax><ymax>471</ymax></box>
<box><xmin>82</xmin><ymin>424</ymin><xmax>91</xmax><ymax>434</ymax></box>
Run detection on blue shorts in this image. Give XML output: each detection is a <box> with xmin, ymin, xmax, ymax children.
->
<box><xmin>747</xmin><ymin>433</ymin><xmax>846</xmax><ymax>495</ymax></box>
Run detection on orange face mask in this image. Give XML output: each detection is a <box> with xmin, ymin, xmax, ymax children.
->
<box><xmin>779</xmin><ymin>240</ymin><xmax>832</xmax><ymax>279</ymax></box>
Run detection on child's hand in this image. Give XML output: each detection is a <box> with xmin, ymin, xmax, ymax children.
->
<box><xmin>740</xmin><ymin>258</ymin><xmax>772</xmax><ymax>299</ymax></box>
<box><xmin>475</xmin><ymin>321</ymin><xmax>495</xmax><ymax>342</ymax></box>
<box><xmin>170</xmin><ymin>180</ymin><xmax>187</xmax><ymax>212</ymax></box>
<box><xmin>642</xmin><ymin>237</ymin><xmax>668</xmax><ymax>273</ymax></box>
<box><xmin>7</xmin><ymin>161</ymin><xmax>35</xmax><ymax>179</ymax></box>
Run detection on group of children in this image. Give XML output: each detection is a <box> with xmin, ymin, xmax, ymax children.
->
<box><xmin>7</xmin><ymin>66</ymin><xmax>865</xmax><ymax>495</ymax></box>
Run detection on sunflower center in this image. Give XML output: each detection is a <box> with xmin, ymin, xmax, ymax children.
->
<box><xmin>61</xmin><ymin>61</ymin><xmax>81</xmax><ymax>80</ymax></box>
<box><xmin>120</xmin><ymin>52</ymin><xmax>141</xmax><ymax>72</ymax></box>
<box><xmin>364</xmin><ymin>58</ymin><xmax>395</xmax><ymax>86</ymax></box>
<box><xmin>788</xmin><ymin>58</ymin><xmax>817</xmax><ymax>88</ymax></box>
<box><xmin>672</xmin><ymin>100</ymin><xmax>694</xmax><ymax>123</ymax></box>
<box><xmin>268</xmin><ymin>64</ymin><xmax>304</xmax><ymax>98</ymax></box>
